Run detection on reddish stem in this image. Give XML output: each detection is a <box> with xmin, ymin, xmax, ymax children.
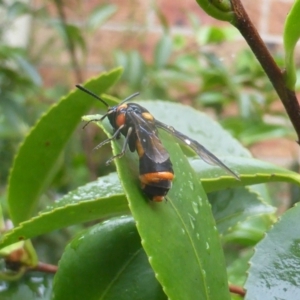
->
<box><xmin>229</xmin><ymin>284</ymin><xmax>246</xmax><ymax>296</ymax></box>
<box><xmin>33</xmin><ymin>262</ymin><xmax>58</xmax><ymax>274</ymax></box>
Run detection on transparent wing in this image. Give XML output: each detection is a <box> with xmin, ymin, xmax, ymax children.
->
<box><xmin>155</xmin><ymin>120</ymin><xmax>239</xmax><ymax>180</ymax></box>
<box><xmin>128</xmin><ymin>111</ymin><xmax>170</xmax><ymax>163</ymax></box>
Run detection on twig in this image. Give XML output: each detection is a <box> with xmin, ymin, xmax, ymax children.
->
<box><xmin>230</xmin><ymin>0</ymin><xmax>300</xmax><ymax>144</ymax></box>
<box><xmin>53</xmin><ymin>0</ymin><xmax>83</xmax><ymax>82</ymax></box>
<box><xmin>33</xmin><ymin>262</ymin><xmax>58</xmax><ymax>274</ymax></box>
<box><xmin>229</xmin><ymin>283</ymin><xmax>246</xmax><ymax>296</ymax></box>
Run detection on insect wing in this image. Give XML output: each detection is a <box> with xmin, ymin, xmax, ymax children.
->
<box><xmin>155</xmin><ymin>120</ymin><xmax>239</xmax><ymax>180</ymax></box>
<box><xmin>128</xmin><ymin>111</ymin><xmax>170</xmax><ymax>163</ymax></box>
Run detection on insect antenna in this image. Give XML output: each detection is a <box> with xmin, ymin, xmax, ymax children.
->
<box><xmin>119</xmin><ymin>92</ymin><xmax>140</xmax><ymax>105</ymax></box>
<box><xmin>76</xmin><ymin>84</ymin><xmax>109</xmax><ymax>108</ymax></box>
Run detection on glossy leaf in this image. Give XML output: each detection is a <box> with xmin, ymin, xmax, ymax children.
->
<box><xmin>7</xmin><ymin>68</ymin><xmax>122</xmax><ymax>225</ymax></box>
<box><xmin>283</xmin><ymin>0</ymin><xmax>300</xmax><ymax>89</ymax></box>
<box><xmin>209</xmin><ymin>187</ymin><xmax>275</xmax><ymax>235</ymax></box>
<box><xmin>191</xmin><ymin>157</ymin><xmax>300</xmax><ymax>193</ymax></box>
<box><xmin>245</xmin><ymin>203</ymin><xmax>300</xmax><ymax>299</ymax></box>
<box><xmin>227</xmin><ymin>248</ymin><xmax>253</xmax><ymax>287</ymax></box>
<box><xmin>106</xmin><ymin>127</ymin><xmax>231</xmax><ymax>299</ymax></box>
<box><xmin>223</xmin><ymin>215</ymin><xmax>275</xmax><ymax>246</ymax></box>
<box><xmin>0</xmin><ymin>174</ymin><xmax>128</xmax><ymax>249</ymax></box>
<box><xmin>53</xmin><ymin>216</ymin><xmax>166</xmax><ymax>300</ymax></box>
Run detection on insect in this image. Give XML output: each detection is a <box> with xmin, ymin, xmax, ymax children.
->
<box><xmin>76</xmin><ymin>85</ymin><xmax>239</xmax><ymax>201</ymax></box>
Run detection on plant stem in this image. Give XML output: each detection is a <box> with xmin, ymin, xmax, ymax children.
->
<box><xmin>34</xmin><ymin>261</ymin><xmax>58</xmax><ymax>273</ymax></box>
<box><xmin>229</xmin><ymin>283</ymin><xmax>245</xmax><ymax>296</ymax></box>
<box><xmin>53</xmin><ymin>0</ymin><xmax>83</xmax><ymax>83</ymax></box>
<box><xmin>53</xmin><ymin>0</ymin><xmax>99</xmax><ymax>178</ymax></box>
<box><xmin>231</xmin><ymin>0</ymin><xmax>300</xmax><ymax>144</ymax></box>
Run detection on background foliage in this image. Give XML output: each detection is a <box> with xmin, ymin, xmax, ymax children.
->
<box><xmin>0</xmin><ymin>0</ymin><xmax>300</xmax><ymax>299</ymax></box>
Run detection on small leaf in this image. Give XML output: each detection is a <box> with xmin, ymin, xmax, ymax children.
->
<box><xmin>227</xmin><ymin>248</ymin><xmax>253</xmax><ymax>287</ymax></box>
<box><xmin>127</xmin><ymin>51</ymin><xmax>145</xmax><ymax>88</ymax></box>
<box><xmin>191</xmin><ymin>157</ymin><xmax>300</xmax><ymax>193</ymax></box>
<box><xmin>7</xmin><ymin>68</ymin><xmax>122</xmax><ymax>225</ymax></box>
<box><xmin>50</xmin><ymin>21</ymin><xmax>86</xmax><ymax>53</ymax></box>
<box><xmin>13</xmin><ymin>55</ymin><xmax>42</xmax><ymax>86</ymax></box>
<box><xmin>114</xmin><ymin>50</ymin><xmax>128</xmax><ymax>72</ymax></box>
<box><xmin>245</xmin><ymin>203</ymin><xmax>300</xmax><ymax>299</ymax></box>
<box><xmin>222</xmin><ymin>118</ymin><xmax>292</xmax><ymax>146</ymax></box>
<box><xmin>195</xmin><ymin>0</ymin><xmax>234</xmax><ymax>22</ymax></box>
<box><xmin>196</xmin><ymin>26</ymin><xmax>227</xmax><ymax>45</ymax></box>
<box><xmin>53</xmin><ymin>216</ymin><xmax>166</xmax><ymax>300</ymax></box>
<box><xmin>223</xmin><ymin>215</ymin><xmax>275</xmax><ymax>246</ymax></box>
<box><xmin>283</xmin><ymin>0</ymin><xmax>300</xmax><ymax>90</ymax></box>
<box><xmin>86</xmin><ymin>4</ymin><xmax>117</xmax><ymax>31</ymax></box>
<box><xmin>209</xmin><ymin>187</ymin><xmax>275</xmax><ymax>235</ymax></box>
<box><xmin>154</xmin><ymin>34</ymin><xmax>172</xmax><ymax>69</ymax></box>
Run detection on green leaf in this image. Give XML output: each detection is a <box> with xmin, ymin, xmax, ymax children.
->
<box><xmin>1</xmin><ymin>174</ymin><xmax>128</xmax><ymax>249</ymax></box>
<box><xmin>114</xmin><ymin>50</ymin><xmax>128</xmax><ymax>73</ymax></box>
<box><xmin>50</xmin><ymin>21</ymin><xmax>86</xmax><ymax>53</ymax></box>
<box><xmin>209</xmin><ymin>187</ymin><xmax>275</xmax><ymax>236</ymax></box>
<box><xmin>192</xmin><ymin>157</ymin><xmax>300</xmax><ymax>193</ymax></box>
<box><xmin>86</xmin><ymin>4</ymin><xmax>117</xmax><ymax>31</ymax></box>
<box><xmin>245</xmin><ymin>203</ymin><xmax>300</xmax><ymax>299</ymax></box>
<box><xmin>13</xmin><ymin>55</ymin><xmax>42</xmax><ymax>86</ymax></box>
<box><xmin>154</xmin><ymin>35</ymin><xmax>172</xmax><ymax>69</ymax></box>
<box><xmin>7</xmin><ymin>68</ymin><xmax>122</xmax><ymax>225</ymax></box>
<box><xmin>197</xmin><ymin>91</ymin><xmax>229</xmax><ymax>106</ymax></box>
<box><xmin>196</xmin><ymin>26</ymin><xmax>228</xmax><ymax>45</ymax></box>
<box><xmin>283</xmin><ymin>0</ymin><xmax>300</xmax><ymax>90</ymax></box>
<box><xmin>222</xmin><ymin>118</ymin><xmax>292</xmax><ymax>146</ymax></box>
<box><xmin>223</xmin><ymin>215</ymin><xmax>274</xmax><ymax>246</ymax></box>
<box><xmin>153</xmin><ymin>4</ymin><xmax>170</xmax><ymax>31</ymax></box>
<box><xmin>106</xmin><ymin>127</ymin><xmax>231</xmax><ymax>298</ymax></box>
<box><xmin>227</xmin><ymin>248</ymin><xmax>253</xmax><ymax>287</ymax></box>
<box><xmin>53</xmin><ymin>216</ymin><xmax>166</xmax><ymax>300</ymax></box>
<box><xmin>195</xmin><ymin>0</ymin><xmax>234</xmax><ymax>22</ymax></box>
<box><xmin>127</xmin><ymin>51</ymin><xmax>145</xmax><ymax>88</ymax></box>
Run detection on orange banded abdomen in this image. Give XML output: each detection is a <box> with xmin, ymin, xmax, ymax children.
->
<box><xmin>138</xmin><ymin>153</ymin><xmax>174</xmax><ymax>202</ymax></box>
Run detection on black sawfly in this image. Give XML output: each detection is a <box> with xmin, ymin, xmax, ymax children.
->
<box><xmin>76</xmin><ymin>85</ymin><xmax>239</xmax><ymax>201</ymax></box>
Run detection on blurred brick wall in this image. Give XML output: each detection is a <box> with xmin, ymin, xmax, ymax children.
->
<box><xmin>31</xmin><ymin>0</ymin><xmax>295</xmax><ymax>86</ymax></box>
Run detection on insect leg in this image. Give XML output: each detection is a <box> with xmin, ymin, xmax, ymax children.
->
<box><xmin>106</xmin><ymin>127</ymin><xmax>133</xmax><ymax>165</ymax></box>
<box><xmin>94</xmin><ymin>124</ymin><xmax>125</xmax><ymax>150</ymax></box>
<box><xmin>83</xmin><ymin>114</ymin><xmax>108</xmax><ymax>129</ymax></box>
